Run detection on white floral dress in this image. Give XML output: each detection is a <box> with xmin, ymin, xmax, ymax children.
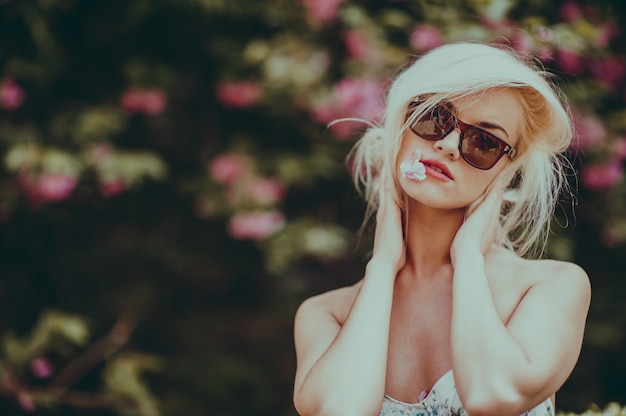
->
<box><xmin>380</xmin><ymin>370</ymin><xmax>553</xmax><ymax>416</ymax></box>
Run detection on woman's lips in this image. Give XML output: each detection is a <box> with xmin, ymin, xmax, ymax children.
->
<box><xmin>421</xmin><ymin>159</ymin><xmax>453</xmax><ymax>180</ymax></box>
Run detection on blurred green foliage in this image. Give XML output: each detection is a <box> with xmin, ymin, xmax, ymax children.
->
<box><xmin>0</xmin><ymin>0</ymin><xmax>625</xmax><ymax>414</ymax></box>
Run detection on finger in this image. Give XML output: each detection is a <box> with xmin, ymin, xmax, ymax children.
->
<box><xmin>377</xmin><ymin>169</ymin><xmax>395</xmax><ymax>211</ymax></box>
<box><xmin>466</xmin><ymin>181</ymin><xmax>504</xmax><ymax>230</ymax></box>
<box><xmin>480</xmin><ymin>175</ymin><xmax>507</xmax><ymax>210</ymax></box>
<box><xmin>489</xmin><ymin>174</ymin><xmax>507</xmax><ymax>196</ymax></box>
<box><xmin>377</xmin><ymin>176</ymin><xmax>387</xmax><ymax>219</ymax></box>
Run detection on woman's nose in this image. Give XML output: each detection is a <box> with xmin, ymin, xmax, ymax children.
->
<box><xmin>434</xmin><ymin>128</ymin><xmax>461</xmax><ymax>160</ymax></box>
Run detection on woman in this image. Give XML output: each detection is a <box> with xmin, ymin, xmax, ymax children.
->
<box><xmin>292</xmin><ymin>42</ymin><xmax>591</xmax><ymax>416</ymax></box>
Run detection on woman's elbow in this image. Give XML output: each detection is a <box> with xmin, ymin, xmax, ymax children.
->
<box><xmin>460</xmin><ymin>385</ymin><xmax>526</xmax><ymax>416</ymax></box>
<box><xmin>293</xmin><ymin>391</ymin><xmax>381</xmax><ymax>416</ymax></box>
<box><xmin>462</xmin><ymin>399</ymin><xmax>520</xmax><ymax>416</ymax></box>
<box><xmin>293</xmin><ymin>389</ymin><xmax>318</xmax><ymax>416</ymax></box>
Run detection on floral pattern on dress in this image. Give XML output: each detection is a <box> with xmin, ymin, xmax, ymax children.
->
<box><xmin>380</xmin><ymin>370</ymin><xmax>553</xmax><ymax>416</ymax></box>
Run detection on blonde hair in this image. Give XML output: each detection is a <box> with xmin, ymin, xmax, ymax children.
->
<box><xmin>348</xmin><ymin>42</ymin><xmax>573</xmax><ymax>257</ymax></box>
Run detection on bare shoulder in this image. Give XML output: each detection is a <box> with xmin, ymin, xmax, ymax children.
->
<box><xmin>295</xmin><ymin>281</ymin><xmax>362</xmax><ymax>327</ymax></box>
<box><xmin>293</xmin><ymin>281</ymin><xmax>363</xmax><ymax>388</ymax></box>
<box><xmin>490</xmin><ymin>247</ymin><xmax>591</xmax><ymax>306</ymax></box>
<box><xmin>525</xmin><ymin>257</ymin><xmax>591</xmax><ymax>305</ymax></box>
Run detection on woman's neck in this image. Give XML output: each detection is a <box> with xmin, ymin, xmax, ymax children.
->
<box><xmin>402</xmin><ymin>200</ymin><xmax>465</xmax><ymax>281</ymax></box>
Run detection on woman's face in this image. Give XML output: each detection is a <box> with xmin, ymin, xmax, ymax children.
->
<box><xmin>395</xmin><ymin>88</ymin><xmax>523</xmax><ymax>209</ymax></box>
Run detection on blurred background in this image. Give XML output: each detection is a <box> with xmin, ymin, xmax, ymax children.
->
<box><xmin>0</xmin><ymin>0</ymin><xmax>625</xmax><ymax>415</ymax></box>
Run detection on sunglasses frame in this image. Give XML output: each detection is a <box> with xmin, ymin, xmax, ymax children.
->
<box><xmin>407</xmin><ymin>100</ymin><xmax>517</xmax><ymax>170</ymax></box>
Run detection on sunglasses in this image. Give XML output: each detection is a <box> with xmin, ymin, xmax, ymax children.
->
<box><xmin>407</xmin><ymin>100</ymin><xmax>517</xmax><ymax>170</ymax></box>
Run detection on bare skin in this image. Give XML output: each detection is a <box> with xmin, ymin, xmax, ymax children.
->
<box><xmin>293</xmin><ymin>90</ymin><xmax>591</xmax><ymax>416</ymax></box>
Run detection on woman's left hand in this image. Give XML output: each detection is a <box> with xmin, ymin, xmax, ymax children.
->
<box><xmin>451</xmin><ymin>177</ymin><xmax>506</xmax><ymax>261</ymax></box>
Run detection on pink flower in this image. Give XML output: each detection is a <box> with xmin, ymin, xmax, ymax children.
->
<box><xmin>481</xmin><ymin>17</ymin><xmax>516</xmax><ymax>36</ymax></box>
<box><xmin>409</xmin><ymin>24</ymin><xmax>443</xmax><ymax>52</ymax></box>
<box><xmin>312</xmin><ymin>77</ymin><xmax>386</xmax><ymax>139</ymax></box>
<box><xmin>418</xmin><ymin>387</ymin><xmax>430</xmax><ymax>402</ymax></box>
<box><xmin>18</xmin><ymin>171</ymin><xmax>77</xmax><ymax>207</ymax></box>
<box><xmin>99</xmin><ymin>177</ymin><xmax>126</xmax><ymax>196</ymax></box>
<box><xmin>310</xmin><ymin>105</ymin><xmax>335</xmax><ymax>125</ymax></box>
<box><xmin>31</xmin><ymin>357</ymin><xmax>55</xmax><ymax>379</ymax></box>
<box><xmin>510</xmin><ymin>31</ymin><xmax>534</xmax><ymax>56</ymax></box>
<box><xmin>227</xmin><ymin>211</ymin><xmax>286</xmax><ymax>240</ymax></box>
<box><xmin>208</xmin><ymin>154</ymin><xmax>249</xmax><ymax>185</ymax></box>
<box><xmin>611</xmin><ymin>137</ymin><xmax>626</xmax><ymax>160</ymax></box>
<box><xmin>536</xmin><ymin>46</ymin><xmax>554</xmax><ymax>62</ymax></box>
<box><xmin>588</xmin><ymin>56</ymin><xmax>626</xmax><ymax>88</ymax></box>
<box><xmin>581</xmin><ymin>159</ymin><xmax>623</xmax><ymax>191</ymax></box>
<box><xmin>0</xmin><ymin>78</ymin><xmax>25</xmax><ymax>110</ymax></box>
<box><xmin>121</xmin><ymin>89</ymin><xmax>145</xmax><ymax>113</ymax></box>
<box><xmin>343</xmin><ymin>30</ymin><xmax>373</xmax><ymax>60</ymax></box>
<box><xmin>555</xmin><ymin>49</ymin><xmax>585</xmax><ymax>75</ymax></box>
<box><xmin>142</xmin><ymin>90</ymin><xmax>167</xmax><ymax>115</ymax></box>
<box><xmin>594</xmin><ymin>22</ymin><xmax>619</xmax><ymax>48</ymax></box>
<box><xmin>86</xmin><ymin>143</ymin><xmax>114</xmax><ymax>166</ymax></box>
<box><xmin>246</xmin><ymin>177</ymin><xmax>286</xmax><ymax>205</ymax></box>
<box><xmin>327</xmin><ymin>120</ymin><xmax>366</xmax><ymax>140</ymax></box>
<box><xmin>27</xmin><ymin>173</ymin><xmax>77</xmax><ymax>202</ymax></box>
<box><xmin>215</xmin><ymin>80</ymin><xmax>262</xmax><ymax>108</ymax></box>
<box><xmin>301</xmin><ymin>0</ymin><xmax>346</xmax><ymax>24</ymax></box>
<box><xmin>571</xmin><ymin>112</ymin><xmax>606</xmax><ymax>152</ymax></box>
<box><xmin>559</xmin><ymin>1</ymin><xmax>583</xmax><ymax>22</ymax></box>
<box><xmin>336</xmin><ymin>78</ymin><xmax>385</xmax><ymax>121</ymax></box>
<box><xmin>17</xmin><ymin>392</ymin><xmax>36</xmax><ymax>412</ymax></box>
<box><xmin>226</xmin><ymin>176</ymin><xmax>287</xmax><ymax>208</ymax></box>
<box><xmin>400</xmin><ymin>150</ymin><xmax>426</xmax><ymax>181</ymax></box>
<box><xmin>534</xmin><ymin>26</ymin><xmax>555</xmax><ymax>43</ymax></box>
<box><xmin>120</xmin><ymin>88</ymin><xmax>167</xmax><ymax>115</ymax></box>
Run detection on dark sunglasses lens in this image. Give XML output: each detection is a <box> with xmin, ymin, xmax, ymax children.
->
<box><xmin>461</xmin><ymin>128</ymin><xmax>505</xmax><ymax>169</ymax></box>
<box><xmin>412</xmin><ymin>105</ymin><xmax>454</xmax><ymax>140</ymax></box>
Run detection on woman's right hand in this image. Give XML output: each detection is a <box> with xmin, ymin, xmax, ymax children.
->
<box><xmin>293</xmin><ymin>170</ymin><xmax>401</xmax><ymax>416</ymax></box>
<box><xmin>370</xmin><ymin>172</ymin><xmax>406</xmax><ymax>274</ymax></box>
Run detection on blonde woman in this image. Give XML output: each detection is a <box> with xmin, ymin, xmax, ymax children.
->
<box><xmin>293</xmin><ymin>42</ymin><xmax>591</xmax><ymax>416</ymax></box>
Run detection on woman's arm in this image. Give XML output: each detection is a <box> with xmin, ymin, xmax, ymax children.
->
<box><xmin>293</xmin><ymin>177</ymin><xmax>405</xmax><ymax>416</ymax></box>
<box><xmin>450</xmin><ymin>184</ymin><xmax>591</xmax><ymax>416</ymax></box>
<box><xmin>293</xmin><ymin>261</ymin><xmax>395</xmax><ymax>416</ymax></box>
